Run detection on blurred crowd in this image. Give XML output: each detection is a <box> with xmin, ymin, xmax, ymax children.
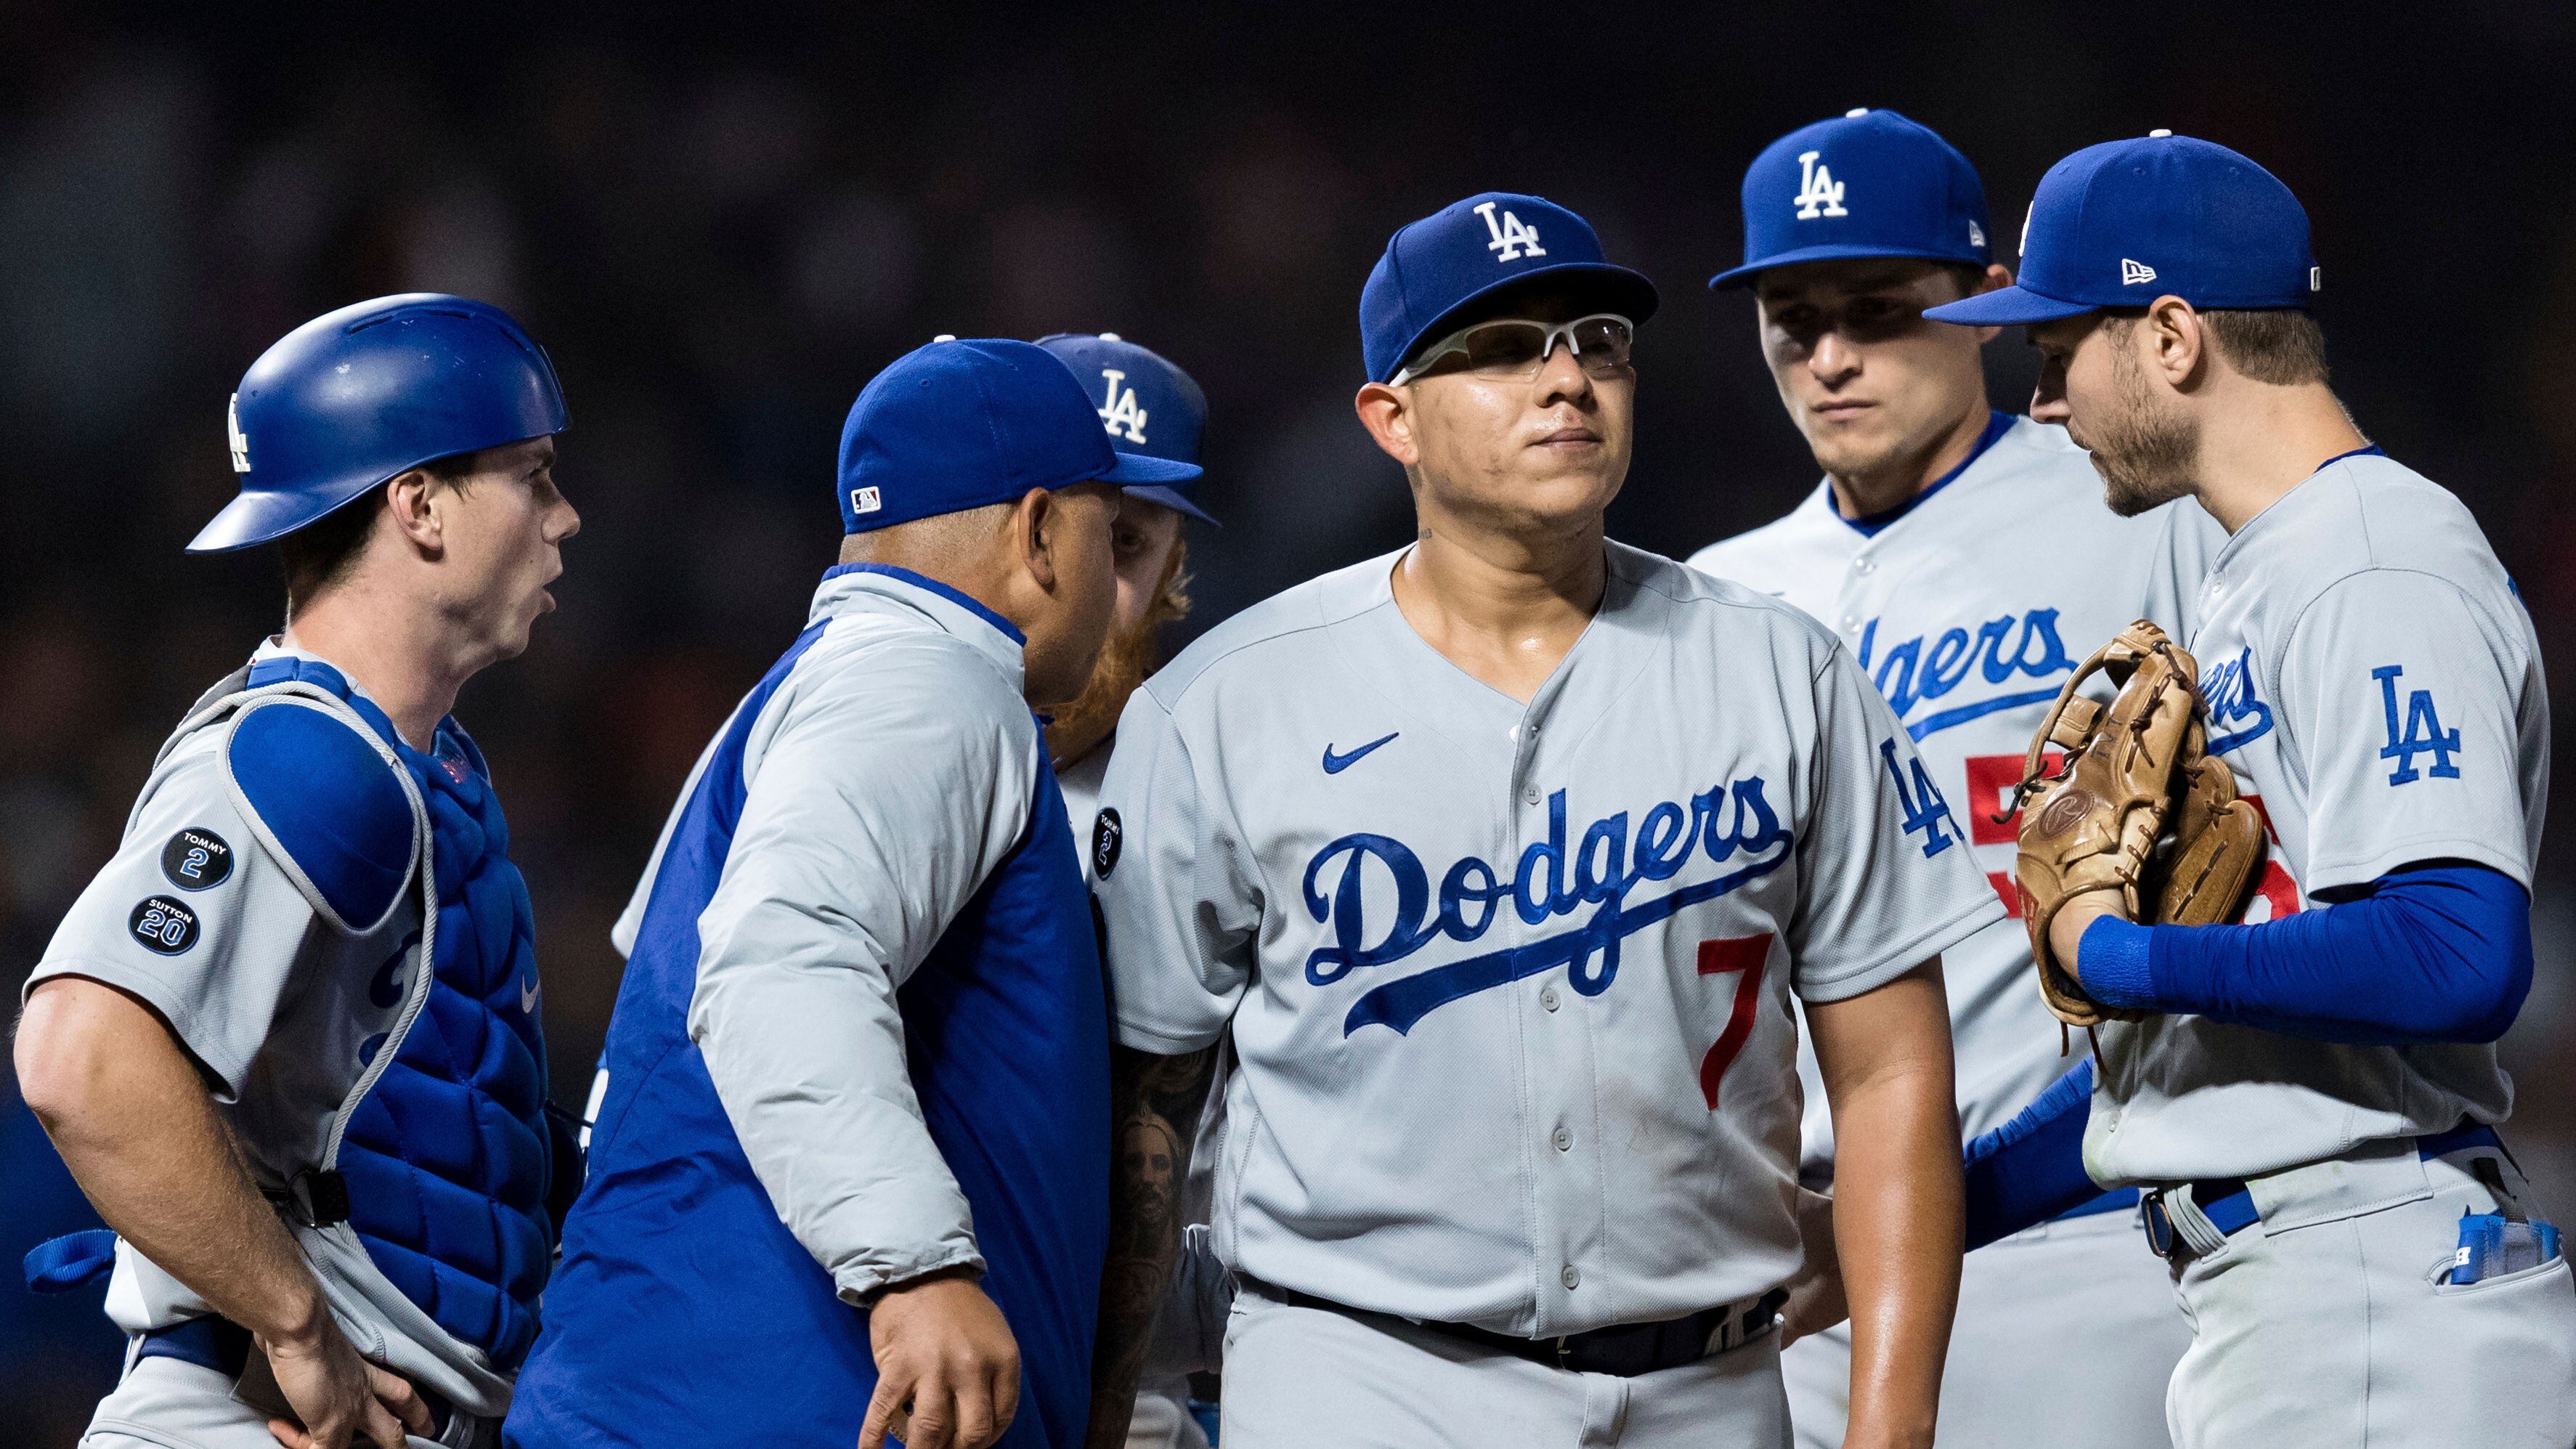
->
<box><xmin>6</xmin><ymin>6</ymin><xmax>2576</xmax><ymax>1441</ymax></box>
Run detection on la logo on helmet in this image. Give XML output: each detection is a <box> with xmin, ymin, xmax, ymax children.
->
<box><xmin>227</xmin><ymin>394</ymin><xmax>251</xmax><ymax>473</ymax></box>
<box><xmin>1097</xmin><ymin>368</ymin><xmax>1148</xmax><ymax>445</ymax></box>
<box><xmin>1474</xmin><ymin>201</ymin><xmax>1546</xmax><ymax>262</ymax></box>
<box><xmin>1794</xmin><ymin>150</ymin><xmax>1848</xmax><ymax>219</ymax></box>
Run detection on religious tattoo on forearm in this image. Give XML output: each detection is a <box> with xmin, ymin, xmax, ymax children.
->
<box><xmin>1082</xmin><ymin>1042</ymin><xmax>1217</xmax><ymax>1448</ymax></box>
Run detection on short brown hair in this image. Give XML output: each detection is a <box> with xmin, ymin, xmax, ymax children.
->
<box><xmin>2098</xmin><ymin>307</ymin><xmax>2328</xmax><ymax>387</ymax></box>
<box><xmin>279</xmin><ymin>452</ymin><xmax>479</xmax><ymax>617</ymax></box>
<box><xmin>2198</xmin><ymin>307</ymin><xmax>2328</xmax><ymax>386</ymax></box>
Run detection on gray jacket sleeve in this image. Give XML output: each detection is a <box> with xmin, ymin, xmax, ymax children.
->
<box><xmin>686</xmin><ymin>631</ymin><xmax>1037</xmax><ymax>1303</ymax></box>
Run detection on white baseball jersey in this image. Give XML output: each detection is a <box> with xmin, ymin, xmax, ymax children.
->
<box><xmin>1092</xmin><ymin>541</ymin><xmax>2004</xmax><ymax>1336</ymax></box>
<box><xmin>1691</xmin><ymin>413</ymin><xmax>2223</xmax><ymax>1156</ymax></box>
<box><xmin>2087</xmin><ymin>450</ymin><xmax>2546</xmax><ymax>1185</ymax></box>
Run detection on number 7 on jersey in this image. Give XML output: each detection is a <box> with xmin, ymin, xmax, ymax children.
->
<box><xmin>1697</xmin><ymin>933</ymin><xmax>1773</xmax><ymax>1110</ymax></box>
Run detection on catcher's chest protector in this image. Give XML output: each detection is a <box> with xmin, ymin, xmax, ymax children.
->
<box><xmin>240</xmin><ymin>656</ymin><xmax>556</xmax><ymax>1370</ymax></box>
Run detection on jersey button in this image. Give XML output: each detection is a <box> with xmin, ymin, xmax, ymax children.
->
<box><xmin>1540</xmin><ymin>986</ymin><xmax>1561</xmax><ymax>1012</ymax></box>
<box><xmin>1854</xmin><ymin>558</ymin><xmax>1876</xmax><ymax>575</ymax></box>
<box><xmin>1523</xmin><ymin>785</ymin><xmax>1541</xmax><ymax>805</ymax></box>
<box><xmin>1552</xmin><ymin>1127</ymin><xmax>1572</xmax><ymax>1152</ymax></box>
<box><xmin>1561</xmin><ymin>1265</ymin><xmax>1581</xmax><ymax>1290</ymax></box>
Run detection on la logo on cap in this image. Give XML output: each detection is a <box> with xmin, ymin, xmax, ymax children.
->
<box><xmin>1474</xmin><ymin>200</ymin><xmax>1546</xmax><ymax>262</ymax></box>
<box><xmin>1795</xmin><ymin>150</ymin><xmax>1848</xmax><ymax>219</ymax></box>
<box><xmin>1096</xmin><ymin>368</ymin><xmax>1148</xmax><ymax>444</ymax></box>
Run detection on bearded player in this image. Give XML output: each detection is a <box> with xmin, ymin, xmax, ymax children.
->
<box><xmin>1033</xmin><ymin>333</ymin><xmax>1217</xmax><ymax>866</ymax></box>
<box><xmin>1929</xmin><ymin>133</ymin><xmax>2575</xmax><ymax>1449</ymax></box>
<box><xmin>1690</xmin><ymin>110</ymin><xmax>2214</xmax><ymax>1449</ymax></box>
<box><xmin>1032</xmin><ymin>330</ymin><xmax>1225</xmax><ymax>1449</ymax></box>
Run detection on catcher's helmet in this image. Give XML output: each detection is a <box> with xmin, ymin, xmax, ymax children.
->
<box><xmin>189</xmin><ymin>293</ymin><xmax>568</xmax><ymax>553</ymax></box>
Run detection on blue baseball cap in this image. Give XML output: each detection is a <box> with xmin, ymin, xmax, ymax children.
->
<box><xmin>1925</xmin><ymin>132</ymin><xmax>2320</xmax><ymax>327</ymax></box>
<box><xmin>1360</xmin><ymin>192</ymin><xmax>1659</xmax><ymax>384</ymax></box>
<box><xmin>1710</xmin><ymin>108</ymin><xmax>1991</xmax><ymax>289</ymax></box>
<box><xmin>1033</xmin><ymin>332</ymin><xmax>1219</xmax><ymax>526</ymax></box>
<box><xmin>837</xmin><ymin>338</ymin><xmax>1200</xmax><ymax>534</ymax></box>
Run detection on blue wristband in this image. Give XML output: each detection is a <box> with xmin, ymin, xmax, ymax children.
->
<box><xmin>2075</xmin><ymin>915</ymin><xmax>2156</xmax><ymax>1010</ymax></box>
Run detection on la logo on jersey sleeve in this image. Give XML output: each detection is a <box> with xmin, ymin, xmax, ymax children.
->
<box><xmin>2372</xmin><ymin>665</ymin><xmax>2462</xmax><ymax>784</ymax></box>
<box><xmin>1877</xmin><ymin>739</ymin><xmax>1962</xmax><ymax>857</ymax></box>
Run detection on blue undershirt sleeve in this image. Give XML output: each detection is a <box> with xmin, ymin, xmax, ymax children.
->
<box><xmin>1962</xmin><ymin>1057</ymin><xmax>2101</xmax><ymax>1251</ymax></box>
<box><xmin>2075</xmin><ymin>863</ymin><xmax>2530</xmax><ymax>1045</ymax></box>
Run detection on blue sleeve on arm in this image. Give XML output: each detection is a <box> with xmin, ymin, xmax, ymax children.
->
<box><xmin>1963</xmin><ymin>1057</ymin><xmax>2100</xmax><ymax>1251</ymax></box>
<box><xmin>2076</xmin><ymin>864</ymin><xmax>2531</xmax><ymax>1045</ymax></box>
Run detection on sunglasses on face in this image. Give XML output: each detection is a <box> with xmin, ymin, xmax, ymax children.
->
<box><xmin>1391</xmin><ymin>314</ymin><xmax>1636</xmax><ymax>386</ymax></box>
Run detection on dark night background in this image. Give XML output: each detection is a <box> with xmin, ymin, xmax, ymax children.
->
<box><xmin>6</xmin><ymin>4</ymin><xmax>2576</xmax><ymax>1441</ymax></box>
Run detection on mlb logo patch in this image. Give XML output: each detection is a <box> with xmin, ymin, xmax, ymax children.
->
<box><xmin>850</xmin><ymin>485</ymin><xmax>883</xmax><ymax>515</ymax></box>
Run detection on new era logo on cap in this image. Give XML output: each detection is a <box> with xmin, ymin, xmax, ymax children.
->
<box><xmin>2121</xmin><ymin>258</ymin><xmax>2158</xmax><ymax>285</ymax></box>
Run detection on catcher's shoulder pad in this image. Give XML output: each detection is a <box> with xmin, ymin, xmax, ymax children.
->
<box><xmin>225</xmin><ymin>700</ymin><xmax>417</xmax><ymax>932</ymax></box>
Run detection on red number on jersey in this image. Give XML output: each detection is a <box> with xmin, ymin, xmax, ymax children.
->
<box><xmin>1697</xmin><ymin>934</ymin><xmax>1773</xmax><ymax>1111</ymax></box>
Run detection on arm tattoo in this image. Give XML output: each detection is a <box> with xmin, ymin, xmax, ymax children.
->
<box><xmin>1083</xmin><ymin>1042</ymin><xmax>1218</xmax><ymax>1448</ymax></box>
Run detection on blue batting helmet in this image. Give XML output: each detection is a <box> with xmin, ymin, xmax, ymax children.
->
<box><xmin>190</xmin><ymin>293</ymin><xmax>569</xmax><ymax>553</ymax></box>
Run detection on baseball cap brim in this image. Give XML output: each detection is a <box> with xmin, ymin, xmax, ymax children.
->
<box><xmin>1124</xmin><ymin>484</ymin><xmax>1219</xmax><ymax>527</ymax></box>
<box><xmin>1381</xmin><ymin>261</ymin><xmax>1661</xmax><ymax>383</ymax></box>
<box><xmin>1098</xmin><ymin>452</ymin><xmax>1202</xmax><ymax>486</ymax></box>
<box><xmin>1708</xmin><ymin>243</ymin><xmax>1991</xmax><ymax>291</ymax></box>
<box><xmin>1922</xmin><ymin>285</ymin><xmax>2098</xmax><ymax>325</ymax></box>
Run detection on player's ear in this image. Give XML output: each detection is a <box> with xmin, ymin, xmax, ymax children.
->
<box><xmin>382</xmin><ymin>468</ymin><xmax>446</xmax><ymax>557</ymax></box>
<box><xmin>1964</xmin><ymin>263</ymin><xmax>2014</xmax><ymax>346</ymax></box>
<box><xmin>2145</xmin><ymin>296</ymin><xmax>2208</xmax><ymax>391</ymax></box>
<box><xmin>1353</xmin><ymin>381</ymin><xmax>1422</xmax><ymax>468</ymax></box>
<box><xmin>1012</xmin><ymin>487</ymin><xmax>1057</xmax><ymax>593</ymax></box>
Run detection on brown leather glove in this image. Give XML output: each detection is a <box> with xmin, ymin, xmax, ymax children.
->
<box><xmin>2002</xmin><ymin>620</ymin><xmax>2266</xmax><ymax>1028</ymax></box>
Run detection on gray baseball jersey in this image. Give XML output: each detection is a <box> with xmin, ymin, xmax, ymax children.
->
<box><xmin>2087</xmin><ymin>450</ymin><xmax>2547</xmax><ymax>1185</ymax></box>
<box><xmin>25</xmin><ymin>641</ymin><xmax>511</xmax><ymax>1417</ymax></box>
<box><xmin>1092</xmin><ymin>541</ymin><xmax>2004</xmax><ymax>1336</ymax></box>
<box><xmin>1690</xmin><ymin>415</ymin><xmax>2221</xmax><ymax>1153</ymax></box>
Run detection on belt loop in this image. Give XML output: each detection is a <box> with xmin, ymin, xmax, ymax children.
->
<box><xmin>2142</xmin><ymin>1188</ymin><xmax>2179</xmax><ymax>1259</ymax></box>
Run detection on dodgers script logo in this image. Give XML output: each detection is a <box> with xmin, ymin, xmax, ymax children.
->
<box><xmin>1855</xmin><ymin>608</ymin><xmax>2078</xmax><ymax>741</ymax></box>
<box><xmin>1304</xmin><ymin>780</ymin><xmax>1792</xmax><ymax>1038</ymax></box>
<box><xmin>2201</xmin><ymin>646</ymin><xmax>2274</xmax><ymax>755</ymax></box>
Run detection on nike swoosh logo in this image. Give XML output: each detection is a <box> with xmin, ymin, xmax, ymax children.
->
<box><xmin>1322</xmin><ymin>732</ymin><xmax>1399</xmax><ymax>774</ymax></box>
<box><xmin>520</xmin><ymin>978</ymin><xmax>541</xmax><ymax>1014</ymax></box>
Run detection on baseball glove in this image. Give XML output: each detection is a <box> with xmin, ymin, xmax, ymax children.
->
<box><xmin>2000</xmin><ymin>620</ymin><xmax>2266</xmax><ymax>1028</ymax></box>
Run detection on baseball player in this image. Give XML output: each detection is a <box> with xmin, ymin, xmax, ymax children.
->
<box><xmin>506</xmin><ymin>338</ymin><xmax>1198</xmax><ymax>1449</ymax></box>
<box><xmin>1689</xmin><ymin>110</ymin><xmax>2210</xmax><ymax>1448</ymax></box>
<box><xmin>1031</xmin><ymin>333</ymin><xmax>1219</xmax><ymax>874</ymax></box>
<box><xmin>1926</xmin><ymin>134</ymin><xmax>2576</xmax><ymax>1448</ymax></box>
<box><xmin>1028</xmin><ymin>332</ymin><xmax>1227</xmax><ymax>1449</ymax></box>
<box><xmin>1084</xmin><ymin>192</ymin><xmax>2007</xmax><ymax>1449</ymax></box>
<box><xmin>13</xmin><ymin>295</ymin><xmax>582</xmax><ymax>1449</ymax></box>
